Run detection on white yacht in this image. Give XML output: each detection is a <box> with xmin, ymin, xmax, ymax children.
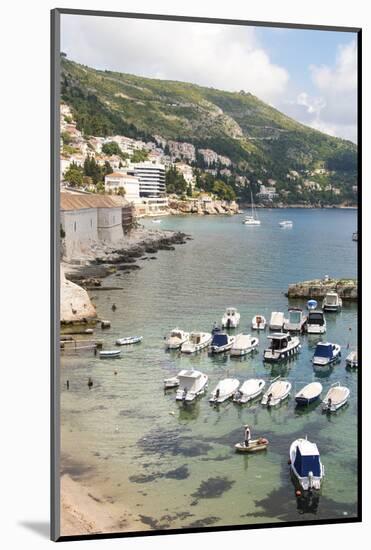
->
<box><xmin>165</xmin><ymin>328</ymin><xmax>189</xmax><ymax>350</ymax></box>
<box><xmin>221</xmin><ymin>307</ymin><xmax>240</xmax><ymax>328</ymax></box>
<box><xmin>306</xmin><ymin>310</ymin><xmax>326</xmax><ymax>334</ymax></box>
<box><xmin>243</xmin><ymin>190</ymin><xmax>261</xmax><ymax>225</ymax></box>
<box><xmin>312</xmin><ymin>342</ymin><xmax>341</xmax><ymax>366</ymax></box>
<box><xmin>263</xmin><ymin>333</ymin><xmax>300</xmax><ymax>362</ymax></box>
<box><xmin>322</xmin><ymin>382</ymin><xmax>350</xmax><ymax>412</ymax></box>
<box><xmin>261</xmin><ymin>378</ymin><xmax>292</xmax><ymax>406</ymax></box>
<box><xmin>346</xmin><ymin>350</ymin><xmax>358</xmax><ymax>368</ymax></box>
<box><xmin>284</xmin><ymin>308</ymin><xmax>307</xmax><ymax>333</ymax></box>
<box><xmin>175</xmin><ymin>370</ymin><xmax>208</xmax><ymax>402</ymax></box>
<box><xmin>279</xmin><ymin>220</ymin><xmax>293</xmax><ymax>228</ymax></box>
<box><xmin>269</xmin><ymin>311</ymin><xmax>285</xmax><ymax>331</ymax></box>
<box><xmin>180</xmin><ymin>332</ymin><xmax>212</xmax><ymax>354</ymax></box>
<box><xmin>233</xmin><ymin>378</ymin><xmax>265</xmax><ymax>404</ymax></box>
<box><xmin>290</xmin><ymin>438</ymin><xmax>324</xmax><ymax>491</ymax></box>
<box><xmin>209</xmin><ymin>378</ymin><xmax>240</xmax><ymax>404</ymax></box>
<box><xmin>116</xmin><ymin>335</ymin><xmax>143</xmax><ymax>346</ymax></box>
<box><xmin>322</xmin><ymin>292</ymin><xmax>342</xmax><ymax>312</ymax></box>
<box><xmin>230</xmin><ymin>333</ymin><xmax>259</xmax><ymax>356</ymax></box>
<box><xmin>252</xmin><ymin>314</ymin><xmax>267</xmax><ymax>330</ymax></box>
<box><xmin>209</xmin><ymin>332</ymin><xmax>235</xmax><ymax>354</ymax></box>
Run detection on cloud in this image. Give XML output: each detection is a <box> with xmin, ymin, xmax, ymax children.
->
<box><xmin>61</xmin><ymin>15</ymin><xmax>289</xmax><ymax>102</ymax></box>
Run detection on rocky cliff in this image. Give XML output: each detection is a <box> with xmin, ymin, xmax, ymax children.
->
<box><xmin>168</xmin><ymin>198</ymin><xmax>239</xmax><ymax>216</ymax></box>
<box><xmin>60</xmin><ymin>265</ymin><xmax>97</xmax><ymax>324</ymax></box>
<box><xmin>287</xmin><ymin>277</ymin><xmax>357</xmax><ymax>301</ymax></box>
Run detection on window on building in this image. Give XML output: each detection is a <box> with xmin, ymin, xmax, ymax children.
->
<box><xmin>74</xmin><ymin>221</ymin><xmax>77</xmax><ymax>232</ymax></box>
<box><xmin>90</xmin><ymin>219</ymin><xmax>93</xmax><ymax>228</ymax></box>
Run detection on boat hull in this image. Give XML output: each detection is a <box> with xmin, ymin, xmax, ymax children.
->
<box><xmin>263</xmin><ymin>344</ymin><xmax>300</xmax><ymax>363</ymax></box>
<box><xmin>235</xmin><ymin>439</ymin><xmax>269</xmax><ymax>453</ymax></box>
<box><xmin>295</xmin><ymin>395</ymin><xmax>320</xmax><ymax>406</ymax></box>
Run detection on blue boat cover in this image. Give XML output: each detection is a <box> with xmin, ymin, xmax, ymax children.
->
<box><xmin>307</xmin><ymin>299</ymin><xmax>318</xmax><ymax>309</ymax></box>
<box><xmin>314</xmin><ymin>343</ymin><xmax>333</xmax><ymax>359</ymax></box>
<box><xmin>294</xmin><ymin>447</ymin><xmax>321</xmax><ymax>477</ymax></box>
<box><xmin>211</xmin><ymin>333</ymin><xmax>228</xmax><ymax>346</ymax></box>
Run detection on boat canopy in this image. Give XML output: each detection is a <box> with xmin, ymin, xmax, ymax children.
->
<box><xmin>308</xmin><ymin>311</ymin><xmax>325</xmax><ymax>325</ymax></box>
<box><xmin>178</xmin><ymin>370</ymin><xmax>201</xmax><ymax>389</ymax></box>
<box><xmin>307</xmin><ymin>299</ymin><xmax>318</xmax><ymax>309</ymax></box>
<box><xmin>289</xmin><ymin>309</ymin><xmax>302</xmax><ymax>324</ymax></box>
<box><xmin>170</xmin><ymin>330</ymin><xmax>183</xmax><ymax>338</ymax></box>
<box><xmin>211</xmin><ymin>333</ymin><xmax>228</xmax><ymax>346</ymax></box>
<box><xmin>226</xmin><ymin>308</ymin><xmax>237</xmax><ymax>315</ymax></box>
<box><xmin>268</xmin><ymin>333</ymin><xmax>291</xmax><ymax>350</ymax></box>
<box><xmin>325</xmin><ymin>293</ymin><xmax>339</xmax><ymax>305</ymax></box>
<box><xmin>314</xmin><ymin>343</ymin><xmax>334</xmax><ymax>359</ymax></box>
<box><xmin>294</xmin><ymin>441</ymin><xmax>321</xmax><ymax>477</ymax></box>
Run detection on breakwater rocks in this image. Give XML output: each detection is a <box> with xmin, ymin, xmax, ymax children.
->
<box><xmin>60</xmin><ymin>266</ymin><xmax>97</xmax><ymax>324</ymax></box>
<box><xmin>168</xmin><ymin>198</ymin><xmax>239</xmax><ymax>216</ymax></box>
<box><xmin>287</xmin><ymin>277</ymin><xmax>357</xmax><ymax>301</ymax></box>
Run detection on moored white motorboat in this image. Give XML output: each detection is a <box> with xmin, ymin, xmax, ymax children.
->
<box><xmin>99</xmin><ymin>349</ymin><xmax>121</xmax><ymax>358</ymax></box>
<box><xmin>269</xmin><ymin>311</ymin><xmax>285</xmax><ymax>331</ymax></box>
<box><xmin>233</xmin><ymin>378</ymin><xmax>266</xmax><ymax>404</ymax></box>
<box><xmin>322</xmin><ymin>382</ymin><xmax>350</xmax><ymax>412</ymax></box>
<box><xmin>346</xmin><ymin>350</ymin><xmax>358</xmax><ymax>368</ymax></box>
<box><xmin>230</xmin><ymin>333</ymin><xmax>259</xmax><ymax>356</ymax></box>
<box><xmin>180</xmin><ymin>332</ymin><xmax>212</xmax><ymax>354</ymax></box>
<box><xmin>152</xmin><ymin>219</ymin><xmax>162</xmax><ymax>224</ymax></box>
<box><xmin>289</xmin><ymin>438</ymin><xmax>324</xmax><ymax>491</ymax></box>
<box><xmin>116</xmin><ymin>335</ymin><xmax>143</xmax><ymax>346</ymax></box>
<box><xmin>209</xmin><ymin>332</ymin><xmax>235</xmax><ymax>354</ymax></box>
<box><xmin>306</xmin><ymin>310</ymin><xmax>326</xmax><ymax>334</ymax></box>
<box><xmin>252</xmin><ymin>314</ymin><xmax>266</xmax><ymax>330</ymax></box>
<box><xmin>209</xmin><ymin>378</ymin><xmax>240</xmax><ymax>404</ymax></box>
<box><xmin>263</xmin><ymin>333</ymin><xmax>300</xmax><ymax>362</ymax></box>
<box><xmin>322</xmin><ymin>292</ymin><xmax>342</xmax><ymax>312</ymax></box>
<box><xmin>165</xmin><ymin>328</ymin><xmax>189</xmax><ymax>349</ymax></box>
<box><xmin>312</xmin><ymin>342</ymin><xmax>341</xmax><ymax>366</ymax></box>
<box><xmin>261</xmin><ymin>378</ymin><xmax>292</xmax><ymax>406</ymax></box>
<box><xmin>284</xmin><ymin>308</ymin><xmax>307</xmax><ymax>333</ymax></box>
<box><xmin>279</xmin><ymin>220</ymin><xmax>293</xmax><ymax>228</ymax></box>
<box><xmin>175</xmin><ymin>370</ymin><xmax>208</xmax><ymax>402</ymax></box>
<box><xmin>295</xmin><ymin>382</ymin><xmax>323</xmax><ymax>406</ymax></box>
<box><xmin>221</xmin><ymin>307</ymin><xmax>240</xmax><ymax>328</ymax></box>
<box><xmin>163</xmin><ymin>376</ymin><xmax>180</xmax><ymax>389</ymax></box>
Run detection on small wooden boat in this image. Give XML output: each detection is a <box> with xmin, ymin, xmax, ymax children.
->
<box><xmin>252</xmin><ymin>315</ymin><xmax>266</xmax><ymax>330</ymax></box>
<box><xmin>116</xmin><ymin>336</ymin><xmax>143</xmax><ymax>346</ymax></box>
<box><xmin>346</xmin><ymin>350</ymin><xmax>358</xmax><ymax>368</ymax></box>
<box><xmin>235</xmin><ymin>438</ymin><xmax>269</xmax><ymax>453</ymax></box>
<box><xmin>295</xmin><ymin>382</ymin><xmax>323</xmax><ymax>406</ymax></box>
<box><xmin>99</xmin><ymin>349</ymin><xmax>121</xmax><ymax>358</ymax></box>
<box><xmin>322</xmin><ymin>382</ymin><xmax>350</xmax><ymax>412</ymax></box>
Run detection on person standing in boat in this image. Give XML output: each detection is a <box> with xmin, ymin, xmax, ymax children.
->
<box><xmin>244</xmin><ymin>424</ymin><xmax>251</xmax><ymax>447</ymax></box>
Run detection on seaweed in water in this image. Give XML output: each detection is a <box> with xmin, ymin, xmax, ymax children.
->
<box><xmin>129</xmin><ymin>465</ymin><xmax>189</xmax><ymax>484</ymax></box>
<box><xmin>185</xmin><ymin>516</ymin><xmax>221</xmax><ymax>528</ymax></box>
<box><xmin>191</xmin><ymin>476</ymin><xmax>235</xmax><ymax>499</ymax></box>
<box><xmin>136</xmin><ymin>428</ymin><xmax>212</xmax><ymax>458</ymax></box>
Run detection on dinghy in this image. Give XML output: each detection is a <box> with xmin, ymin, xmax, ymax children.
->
<box><xmin>312</xmin><ymin>342</ymin><xmax>341</xmax><ymax>366</ymax></box>
<box><xmin>233</xmin><ymin>378</ymin><xmax>265</xmax><ymax>404</ymax></box>
<box><xmin>209</xmin><ymin>332</ymin><xmax>235</xmax><ymax>354</ymax></box>
<box><xmin>322</xmin><ymin>382</ymin><xmax>350</xmax><ymax>412</ymax></box>
<box><xmin>209</xmin><ymin>378</ymin><xmax>240</xmax><ymax>404</ymax></box>
<box><xmin>284</xmin><ymin>308</ymin><xmax>307</xmax><ymax>333</ymax></box>
<box><xmin>180</xmin><ymin>332</ymin><xmax>212</xmax><ymax>354</ymax></box>
<box><xmin>279</xmin><ymin>220</ymin><xmax>293</xmax><ymax>228</ymax></box>
<box><xmin>221</xmin><ymin>307</ymin><xmax>240</xmax><ymax>328</ymax></box>
<box><xmin>295</xmin><ymin>382</ymin><xmax>323</xmax><ymax>406</ymax></box>
<box><xmin>306</xmin><ymin>311</ymin><xmax>326</xmax><ymax>334</ymax></box>
<box><xmin>235</xmin><ymin>438</ymin><xmax>269</xmax><ymax>453</ymax></box>
<box><xmin>269</xmin><ymin>311</ymin><xmax>285</xmax><ymax>331</ymax></box>
<box><xmin>99</xmin><ymin>349</ymin><xmax>121</xmax><ymax>358</ymax></box>
<box><xmin>175</xmin><ymin>370</ymin><xmax>208</xmax><ymax>402</ymax></box>
<box><xmin>322</xmin><ymin>292</ymin><xmax>342</xmax><ymax>312</ymax></box>
<box><xmin>252</xmin><ymin>315</ymin><xmax>266</xmax><ymax>330</ymax></box>
<box><xmin>263</xmin><ymin>333</ymin><xmax>300</xmax><ymax>362</ymax></box>
<box><xmin>261</xmin><ymin>379</ymin><xmax>291</xmax><ymax>406</ymax></box>
<box><xmin>307</xmin><ymin>299</ymin><xmax>318</xmax><ymax>311</ymax></box>
<box><xmin>346</xmin><ymin>350</ymin><xmax>358</xmax><ymax>368</ymax></box>
<box><xmin>289</xmin><ymin>437</ymin><xmax>324</xmax><ymax>491</ymax></box>
<box><xmin>116</xmin><ymin>335</ymin><xmax>143</xmax><ymax>346</ymax></box>
<box><xmin>163</xmin><ymin>376</ymin><xmax>180</xmax><ymax>389</ymax></box>
<box><xmin>165</xmin><ymin>329</ymin><xmax>189</xmax><ymax>349</ymax></box>
<box><xmin>230</xmin><ymin>334</ymin><xmax>259</xmax><ymax>356</ymax></box>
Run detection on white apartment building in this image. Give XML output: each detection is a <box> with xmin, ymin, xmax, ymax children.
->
<box><xmin>104</xmin><ymin>172</ymin><xmax>141</xmax><ymax>202</ymax></box>
<box><xmin>128</xmin><ymin>162</ymin><xmax>166</xmax><ymax>198</ymax></box>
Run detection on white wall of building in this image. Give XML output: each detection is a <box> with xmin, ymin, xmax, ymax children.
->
<box><xmin>60</xmin><ymin>208</ymin><xmax>98</xmax><ymax>260</ymax></box>
<box><xmin>97</xmin><ymin>207</ymin><xmax>124</xmax><ymax>242</ymax></box>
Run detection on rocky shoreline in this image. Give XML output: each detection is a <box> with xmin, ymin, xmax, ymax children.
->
<box><xmin>168</xmin><ymin>198</ymin><xmax>239</xmax><ymax>215</ymax></box>
<box><xmin>287</xmin><ymin>277</ymin><xmax>357</xmax><ymax>300</ymax></box>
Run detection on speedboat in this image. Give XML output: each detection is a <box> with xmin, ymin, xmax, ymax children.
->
<box><xmin>312</xmin><ymin>342</ymin><xmax>341</xmax><ymax>366</ymax></box>
<box><xmin>295</xmin><ymin>382</ymin><xmax>323</xmax><ymax>406</ymax></box>
<box><xmin>346</xmin><ymin>350</ymin><xmax>358</xmax><ymax>368</ymax></box>
<box><xmin>269</xmin><ymin>311</ymin><xmax>285</xmax><ymax>331</ymax></box>
<box><xmin>307</xmin><ymin>299</ymin><xmax>318</xmax><ymax>310</ymax></box>
<box><xmin>322</xmin><ymin>292</ymin><xmax>342</xmax><ymax>312</ymax></box>
<box><xmin>289</xmin><ymin>437</ymin><xmax>324</xmax><ymax>491</ymax></box>
<box><xmin>175</xmin><ymin>370</ymin><xmax>208</xmax><ymax>402</ymax></box>
<box><xmin>252</xmin><ymin>314</ymin><xmax>266</xmax><ymax>330</ymax></box>
<box><xmin>180</xmin><ymin>332</ymin><xmax>212</xmax><ymax>354</ymax></box>
<box><xmin>209</xmin><ymin>332</ymin><xmax>235</xmax><ymax>354</ymax></box>
<box><xmin>152</xmin><ymin>219</ymin><xmax>162</xmax><ymax>224</ymax></box>
<box><xmin>284</xmin><ymin>308</ymin><xmax>307</xmax><ymax>333</ymax></box>
<box><xmin>163</xmin><ymin>375</ymin><xmax>180</xmax><ymax>389</ymax></box>
<box><xmin>99</xmin><ymin>349</ymin><xmax>121</xmax><ymax>358</ymax></box>
<box><xmin>306</xmin><ymin>310</ymin><xmax>326</xmax><ymax>334</ymax></box>
<box><xmin>233</xmin><ymin>378</ymin><xmax>265</xmax><ymax>404</ymax></box>
<box><xmin>230</xmin><ymin>333</ymin><xmax>259</xmax><ymax>356</ymax></box>
<box><xmin>209</xmin><ymin>378</ymin><xmax>240</xmax><ymax>404</ymax></box>
<box><xmin>261</xmin><ymin>378</ymin><xmax>291</xmax><ymax>406</ymax></box>
<box><xmin>116</xmin><ymin>335</ymin><xmax>143</xmax><ymax>346</ymax></box>
<box><xmin>263</xmin><ymin>333</ymin><xmax>300</xmax><ymax>362</ymax></box>
<box><xmin>322</xmin><ymin>382</ymin><xmax>350</xmax><ymax>412</ymax></box>
<box><xmin>165</xmin><ymin>328</ymin><xmax>189</xmax><ymax>349</ymax></box>
<box><xmin>279</xmin><ymin>220</ymin><xmax>293</xmax><ymax>228</ymax></box>
<box><xmin>221</xmin><ymin>307</ymin><xmax>240</xmax><ymax>328</ymax></box>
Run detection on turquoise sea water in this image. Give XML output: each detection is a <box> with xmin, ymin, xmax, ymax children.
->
<box><xmin>60</xmin><ymin>208</ymin><xmax>358</xmax><ymax>531</ymax></box>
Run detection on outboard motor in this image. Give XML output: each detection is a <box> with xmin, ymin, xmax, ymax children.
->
<box><xmin>308</xmin><ymin>471</ymin><xmax>314</xmax><ymax>491</ymax></box>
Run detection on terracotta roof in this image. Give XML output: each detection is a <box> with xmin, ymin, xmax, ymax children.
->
<box><xmin>60</xmin><ymin>192</ymin><xmax>127</xmax><ymax>211</ymax></box>
<box><xmin>105</xmin><ymin>172</ymin><xmax>126</xmax><ymax>178</ymax></box>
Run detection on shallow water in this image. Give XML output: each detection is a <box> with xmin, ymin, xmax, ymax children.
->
<box><xmin>60</xmin><ymin>208</ymin><xmax>358</xmax><ymax>531</ymax></box>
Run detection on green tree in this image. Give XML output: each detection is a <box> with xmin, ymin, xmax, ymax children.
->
<box><xmin>64</xmin><ymin>162</ymin><xmax>83</xmax><ymax>187</ymax></box>
<box><xmin>165</xmin><ymin>166</ymin><xmax>187</xmax><ymax>195</ymax></box>
<box><xmin>212</xmin><ymin>180</ymin><xmax>236</xmax><ymax>201</ymax></box>
<box><xmin>102</xmin><ymin>141</ymin><xmax>128</xmax><ymax>160</ymax></box>
<box><xmin>131</xmin><ymin>148</ymin><xmax>149</xmax><ymax>163</ymax></box>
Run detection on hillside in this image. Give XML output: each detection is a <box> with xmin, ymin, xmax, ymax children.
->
<box><xmin>61</xmin><ymin>56</ymin><xmax>357</xmax><ymax>204</ymax></box>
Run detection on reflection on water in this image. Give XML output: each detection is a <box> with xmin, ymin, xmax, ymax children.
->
<box><xmin>61</xmin><ymin>209</ymin><xmax>358</xmax><ymax>530</ymax></box>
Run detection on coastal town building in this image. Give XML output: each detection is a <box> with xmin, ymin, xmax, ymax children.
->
<box><xmin>104</xmin><ymin>172</ymin><xmax>141</xmax><ymax>202</ymax></box>
<box><xmin>257</xmin><ymin>185</ymin><xmax>278</xmax><ymax>201</ymax></box>
<box><xmin>128</xmin><ymin>161</ymin><xmax>166</xmax><ymax>198</ymax></box>
<box><xmin>175</xmin><ymin>162</ymin><xmax>196</xmax><ymax>189</ymax></box>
